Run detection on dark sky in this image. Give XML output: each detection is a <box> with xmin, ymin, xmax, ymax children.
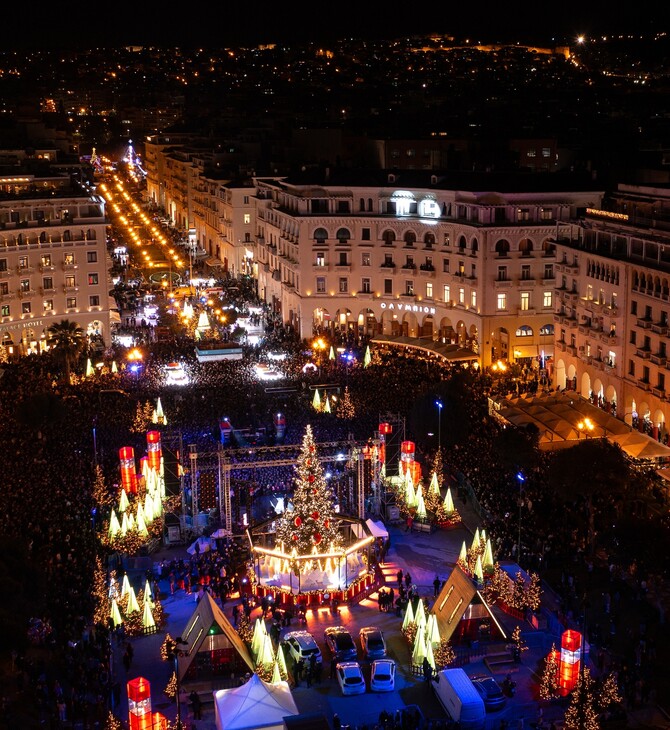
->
<box><xmin>6</xmin><ymin>1</ymin><xmax>669</xmax><ymax>50</ymax></box>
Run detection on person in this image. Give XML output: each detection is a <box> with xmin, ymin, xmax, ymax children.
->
<box><xmin>397</xmin><ymin>569</ymin><xmax>403</xmax><ymax>587</ymax></box>
<box><xmin>433</xmin><ymin>575</ymin><xmax>441</xmax><ymax>597</ymax></box>
<box><xmin>189</xmin><ymin>689</ymin><xmax>202</xmax><ymax>720</ymax></box>
<box><xmin>422</xmin><ymin>656</ymin><xmax>432</xmax><ymax>682</ymax></box>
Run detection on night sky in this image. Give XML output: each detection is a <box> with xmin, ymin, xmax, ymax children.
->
<box><xmin>5</xmin><ymin>0</ymin><xmax>669</xmax><ymax>50</ymax></box>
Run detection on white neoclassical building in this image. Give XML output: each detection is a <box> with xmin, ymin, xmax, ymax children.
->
<box><xmin>0</xmin><ymin>173</ymin><xmax>112</xmax><ymax>357</ymax></box>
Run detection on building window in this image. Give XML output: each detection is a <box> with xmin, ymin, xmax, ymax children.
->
<box><xmin>630</xmin><ymin>330</ymin><xmax>637</xmax><ymax>345</ymax></box>
<box><xmin>384</xmin><ymin>253</ymin><xmax>394</xmax><ymax>266</ymax></box>
<box><xmin>544</xmin><ymin>263</ymin><xmax>553</xmax><ymax>279</ymax></box>
<box><xmin>338</xmin><ymin>252</ymin><xmax>348</xmax><ymax>266</ymax></box>
<box><xmin>642</xmin><ymin>365</ymin><xmax>650</xmax><ymax>383</ymax></box>
<box><xmin>0</xmin><ymin>282</ymin><xmax>7</xmax><ymax>296</ymax></box>
<box><xmin>443</xmin><ymin>285</ymin><xmax>450</xmax><ymax>303</ymax></box>
<box><xmin>517</xmin><ymin>209</ymin><xmax>530</xmax><ymax>221</ymax></box>
<box><xmin>362</xmin><ymin>228</ymin><xmax>371</xmax><ymax>241</ymax></box>
<box><xmin>1</xmin><ymin>305</ymin><xmax>9</xmax><ymax>317</ymax></box>
<box><xmin>497</xmin><ymin>266</ymin><xmax>507</xmax><ymax>281</ymax></box>
<box><xmin>527</xmin><ymin>149</ymin><xmax>537</xmax><ymax>158</ymax></box>
<box><xmin>19</xmin><ymin>256</ymin><xmax>29</xmax><ymax>269</ymax></box>
<box><xmin>362</xmin><ymin>278</ymin><xmax>371</xmax><ymax>294</ymax></box>
<box><xmin>20</xmin><ymin>279</ymin><xmax>30</xmax><ymax>292</ymax></box>
<box><xmin>521</xmin><ymin>265</ymin><xmax>531</xmax><ymax>281</ymax></box>
<box><xmin>497</xmin><ymin>293</ymin><xmax>507</xmax><ymax>310</ymax></box>
<box><xmin>88</xmin><ymin>273</ymin><xmax>99</xmax><ymax>286</ymax></box>
<box><xmin>361</xmin><ymin>252</ymin><xmax>371</xmax><ymax>266</ymax></box>
<box><xmin>44</xmin><ymin>299</ymin><xmax>53</xmax><ymax>312</ymax></box>
<box><xmin>0</xmin><ymin>259</ymin><xmax>6</xmax><ymax>272</ymax></box>
<box><xmin>541</xmin><ymin>208</ymin><xmax>553</xmax><ymax>220</ymax></box>
<box><xmin>243</xmin><ymin>196</ymin><xmax>250</xmax><ymax>204</ymax></box>
<box><xmin>86</xmin><ymin>251</ymin><xmax>97</xmax><ymax>263</ymax></box>
<box><xmin>458</xmin><ymin>287</ymin><xmax>465</xmax><ymax>304</ymax></box>
<box><xmin>629</xmin><ymin>360</ymin><xmax>635</xmax><ymax>376</ymax></box>
<box><xmin>244</xmin><ymin>213</ymin><xmax>251</xmax><ymax>224</ymax></box>
<box><xmin>64</xmin><ymin>253</ymin><xmax>75</xmax><ymax>266</ymax></box>
<box><xmin>339</xmin><ymin>278</ymin><xmax>348</xmax><ymax>293</ymax></box>
<box><xmin>540</xmin><ymin>323</ymin><xmax>554</xmax><ymax>336</ymax></box>
<box><xmin>426</xmin><ymin>282</ymin><xmax>433</xmax><ymax>298</ymax></box>
<box><xmin>43</xmin><ymin>277</ymin><xmax>53</xmax><ymax>290</ymax></box>
<box><xmin>90</xmin><ymin>295</ymin><xmax>100</xmax><ymax>307</ymax></box>
<box><xmin>384</xmin><ymin>279</ymin><xmax>393</xmax><ymax>295</ymax></box>
<box><xmin>405</xmin><ymin>281</ymin><xmax>414</xmax><ymax>295</ymax></box>
<box><xmin>631</xmin><ymin>300</ymin><xmax>638</xmax><ymax>316</ymax></box>
<box><xmin>471</xmin><ymin>290</ymin><xmax>477</xmax><ymax>308</ymax></box>
<box><xmin>442</xmin><ymin>259</ymin><xmax>450</xmax><ymax>273</ymax></box>
<box><xmin>516</xmin><ymin>325</ymin><xmax>533</xmax><ymax>337</ymax></box>
<box><xmin>22</xmin><ymin>302</ymin><xmax>31</xmax><ymax>314</ymax></box>
<box><xmin>443</xmin><ymin>233</ymin><xmax>450</xmax><ymax>246</ymax></box>
<box><xmin>66</xmin><ymin>297</ymin><xmax>76</xmax><ymax>309</ymax></box>
<box><xmin>543</xmin><ymin>291</ymin><xmax>552</xmax><ymax>307</ymax></box>
<box><xmin>520</xmin><ymin>292</ymin><xmax>530</xmax><ymax>310</ymax></box>
<box><xmin>316</xmin><ymin>277</ymin><xmax>326</xmax><ymax>294</ymax></box>
<box><xmin>316</xmin><ymin>252</ymin><xmax>325</xmax><ymax>267</ymax></box>
<box><xmin>542</xmin><ymin>147</ymin><xmax>551</xmax><ymax>158</ymax></box>
<box><xmin>65</xmin><ymin>275</ymin><xmax>76</xmax><ymax>288</ymax></box>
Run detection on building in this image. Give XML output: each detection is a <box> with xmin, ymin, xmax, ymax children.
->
<box><xmin>252</xmin><ymin>169</ymin><xmax>602</xmax><ymax>368</ymax></box>
<box><xmin>553</xmin><ymin>183</ymin><xmax>670</xmax><ymax>440</ymax></box>
<box><xmin>0</xmin><ymin>171</ymin><xmax>113</xmax><ymax>357</ymax></box>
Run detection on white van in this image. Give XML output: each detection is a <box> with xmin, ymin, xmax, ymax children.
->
<box><xmin>432</xmin><ymin>668</ymin><xmax>486</xmax><ymax>729</ymax></box>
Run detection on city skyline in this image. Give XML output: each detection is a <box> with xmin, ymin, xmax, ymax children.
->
<box><xmin>6</xmin><ymin>0</ymin><xmax>669</xmax><ymax>50</ymax></box>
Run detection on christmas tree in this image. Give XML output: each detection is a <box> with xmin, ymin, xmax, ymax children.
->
<box><xmin>539</xmin><ymin>643</ymin><xmax>561</xmax><ymax>700</ymax></box>
<box><xmin>336</xmin><ymin>385</ymin><xmax>355</xmax><ymax>419</ymax></box>
<box><xmin>275</xmin><ymin>425</ymin><xmax>342</xmax><ymax>558</ymax></box>
<box><xmin>563</xmin><ymin>668</ymin><xmax>600</xmax><ymax>730</ymax></box>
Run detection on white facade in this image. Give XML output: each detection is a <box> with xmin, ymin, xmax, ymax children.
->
<box><xmin>0</xmin><ymin>178</ymin><xmax>112</xmax><ymax>356</ymax></box>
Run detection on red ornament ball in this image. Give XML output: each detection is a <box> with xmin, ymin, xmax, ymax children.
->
<box><xmin>306</xmin><ymin>460</ymin><xmax>311</xmax><ymax>467</ymax></box>
<box><xmin>311</xmin><ymin>511</ymin><xmax>320</xmax><ymax>520</ymax></box>
<box><xmin>324</xmin><ymin>519</ymin><xmax>330</xmax><ymax>529</ymax></box>
<box><xmin>314</xmin><ymin>533</ymin><xmax>322</xmax><ymax>544</ymax></box>
<box><xmin>308</xmin><ymin>475</ymin><xmax>315</xmax><ymax>483</ymax></box>
<box><xmin>310</xmin><ymin>446</ymin><xmax>315</xmax><ymax>452</ymax></box>
<box><xmin>292</xmin><ymin>534</ymin><xmax>298</xmax><ymax>541</ymax></box>
<box><xmin>294</xmin><ymin>516</ymin><xmax>302</xmax><ymax>527</ymax></box>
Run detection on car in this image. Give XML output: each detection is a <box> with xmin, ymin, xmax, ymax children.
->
<box><xmin>324</xmin><ymin>626</ymin><xmax>357</xmax><ymax>661</ymax></box>
<box><xmin>359</xmin><ymin>626</ymin><xmax>387</xmax><ymax>660</ymax></box>
<box><xmin>370</xmin><ymin>659</ymin><xmax>396</xmax><ymax>692</ymax></box>
<box><xmin>336</xmin><ymin>661</ymin><xmax>366</xmax><ymax>695</ymax></box>
<box><xmin>282</xmin><ymin>631</ymin><xmax>323</xmax><ymax>666</ymax></box>
<box><xmin>471</xmin><ymin>675</ymin><xmax>506</xmax><ymax>711</ymax></box>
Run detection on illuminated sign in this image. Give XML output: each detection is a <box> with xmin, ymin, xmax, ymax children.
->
<box><xmin>380</xmin><ymin>302</ymin><xmax>436</xmax><ymax>314</ymax></box>
<box><xmin>586</xmin><ymin>208</ymin><xmax>629</xmax><ymax>221</ymax></box>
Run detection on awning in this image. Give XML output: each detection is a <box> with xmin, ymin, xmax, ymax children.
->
<box><xmin>365</xmin><ymin>519</ymin><xmax>389</xmax><ymax>539</ymax></box>
<box><xmin>205</xmin><ymin>257</ymin><xmax>224</xmax><ymax>267</ymax></box>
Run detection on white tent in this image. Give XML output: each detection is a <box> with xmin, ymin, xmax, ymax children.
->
<box><xmin>187</xmin><ymin>536</ymin><xmax>212</xmax><ymax>555</ymax></box>
<box><xmin>214</xmin><ymin>673</ymin><xmax>299</xmax><ymax>730</ymax></box>
<box><xmin>365</xmin><ymin>519</ymin><xmax>389</xmax><ymax>539</ymax></box>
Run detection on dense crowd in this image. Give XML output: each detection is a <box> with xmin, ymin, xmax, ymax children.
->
<box><xmin>0</xmin><ymin>271</ymin><xmax>667</xmax><ymax>726</ymax></box>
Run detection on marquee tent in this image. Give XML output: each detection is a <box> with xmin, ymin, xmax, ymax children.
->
<box><xmin>214</xmin><ymin>673</ymin><xmax>299</xmax><ymax>730</ymax></box>
<box><xmin>365</xmin><ymin>519</ymin><xmax>389</xmax><ymax>539</ymax></box>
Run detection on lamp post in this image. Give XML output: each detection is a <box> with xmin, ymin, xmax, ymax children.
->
<box><xmin>435</xmin><ymin>399</ymin><xmax>443</xmax><ymax>452</ymax></box>
<box><xmin>516</xmin><ymin>471</ymin><xmax>525</xmax><ymax>564</ymax></box>
<box><xmin>578</xmin><ymin>417</ymin><xmax>594</xmax><ymax>439</ymax></box>
<box><xmin>167</xmin><ymin>636</ymin><xmax>189</xmax><ymax>729</ymax></box>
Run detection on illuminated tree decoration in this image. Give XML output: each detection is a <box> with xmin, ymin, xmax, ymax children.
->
<box><xmin>433</xmin><ymin>638</ymin><xmax>456</xmax><ymax>670</ymax></box>
<box><xmin>164</xmin><ymin>671</ymin><xmax>178</xmax><ymax>699</ymax></box>
<box><xmin>336</xmin><ymin>385</ymin><xmax>355</xmax><ymax>419</ymax></box>
<box><xmin>275</xmin><ymin>425</ymin><xmax>342</xmax><ymax>557</ymax></box>
<box><xmin>103</xmin><ymin>710</ymin><xmax>124</xmax><ymax>730</ymax></box>
<box><xmin>597</xmin><ymin>672</ymin><xmax>623</xmax><ymax>711</ymax></box>
<box><xmin>92</xmin><ymin>556</ymin><xmax>110</xmax><ymax>627</ymax></box>
<box><xmin>539</xmin><ymin>643</ymin><xmax>561</xmax><ymax>700</ymax></box>
<box><xmin>563</xmin><ymin>668</ymin><xmax>600</xmax><ymax>730</ymax></box>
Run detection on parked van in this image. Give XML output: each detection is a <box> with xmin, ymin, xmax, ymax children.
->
<box><xmin>432</xmin><ymin>668</ymin><xmax>486</xmax><ymax>729</ymax></box>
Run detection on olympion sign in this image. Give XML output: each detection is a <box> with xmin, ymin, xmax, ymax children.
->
<box><xmin>380</xmin><ymin>302</ymin><xmax>436</xmax><ymax>314</ymax></box>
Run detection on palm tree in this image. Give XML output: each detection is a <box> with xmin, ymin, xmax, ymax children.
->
<box><xmin>47</xmin><ymin>319</ymin><xmax>86</xmax><ymax>383</ymax></box>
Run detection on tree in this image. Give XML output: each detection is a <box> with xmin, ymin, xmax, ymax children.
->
<box><xmin>47</xmin><ymin>319</ymin><xmax>86</xmax><ymax>383</ymax></box>
<box><xmin>546</xmin><ymin>439</ymin><xmax>630</xmax><ymax>556</ymax></box>
<box><xmin>539</xmin><ymin>644</ymin><xmax>560</xmax><ymax>700</ymax></box>
<box><xmin>336</xmin><ymin>385</ymin><xmax>355</xmax><ymax>419</ymax></box>
<box><xmin>275</xmin><ymin>425</ymin><xmax>342</xmax><ymax>558</ymax></box>
<box><xmin>563</xmin><ymin>668</ymin><xmax>600</xmax><ymax>730</ymax></box>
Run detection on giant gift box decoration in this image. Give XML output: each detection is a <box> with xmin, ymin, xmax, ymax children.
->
<box><xmin>559</xmin><ymin>629</ymin><xmax>582</xmax><ymax>695</ymax></box>
<box><xmin>119</xmin><ymin>447</ymin><xmax>137</xmax><ymax>494</ymax></box>
<box><xmin>146</xmin><ymin>431</ymin><xmax>162</xmax><ymax>472</ymax></box>
<box><xmin>127</xmin><ymin>676</ymin><xmax>152</xmax><ymax>730</ymax></box>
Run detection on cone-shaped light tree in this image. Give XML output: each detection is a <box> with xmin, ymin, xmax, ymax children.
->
<box><xmin>275</xmin><ymin>425</ymin><xmax>342</xmax><ymax>556</ymax></box>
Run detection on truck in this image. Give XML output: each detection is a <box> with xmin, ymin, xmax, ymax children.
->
<box><xmin>432</xmin><ymin>667</ymin><xmax>486</xmax><ymax>729</ymax></box>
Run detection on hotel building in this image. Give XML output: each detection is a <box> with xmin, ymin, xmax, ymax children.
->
<box><xmin>0</xmin><ymin>173</ymin><xmax>112</xmax><ymax>357</ymax></box>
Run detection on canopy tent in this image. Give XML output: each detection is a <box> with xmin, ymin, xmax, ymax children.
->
<box><xmin>365</xmin><ymin>519</ymin><xmax>389</xmax><ymax>539</ymax></box>
<box><xmin>214</xmin><ymin>674</ymin><xmax>299</xmax><ymax>730</ymax></box>
<box><xmin>187</xmin><ymin>536</ymin><xmax>212</xmax><ymax>555</ymax></box>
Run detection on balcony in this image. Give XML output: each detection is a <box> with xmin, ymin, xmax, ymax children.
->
<box><xmin>566</xmin><ymin>344</ymin><xmax>578</xmax><ymax>356</ymax></box>
<box><xmin>16</xmin><ymin>265</ymin><xmax>35</xmax><ymax>275</ymax></box>
<box><xmin>636</xmin><ymin>348</ymin><xmax>651</xmax><ymax>359</ymax></box>
<box><xmin>636</xmin><ymin>318</ymin><xmax>652</xmax><ymax>329</ymax></box>
<box><xmin>556</xmin><ymin>261</ymin><xmax>579</xmax><ymax>274</ymax></box>
<box><xmin>63</xmin><ymin>285</ymin><xmax>79</xmax><ymax>293</ymax></box>
<box><xmin>39</xmin><ymin>264</ymin><xmax>55</xmax><ymax>273</ymax></box>
<box><xmin>600</xmin><ymin>333</ymin><xmax>620</xmax><ymax>347</ymax></box>
<box><xmin>651</xmin><ymin>354</ymin><xmax>667</xmax><ymax>366</ymax></box>
<box><xmin>495</xmin><ymin>278</ymin><xmax>513</xmax><ymax>288</ymax></box>
<box><xmin>556</xmin><ymin>341</ymin><xmax>567</xmax><ymax>352</ymax></box>
<box><xmin>651</xmin><ymin>323</ymin><xmax>668</xmax><ymax>335</ymax></box>
<box><xmin>652</xmin><ymin>387</ymin><xmax>666</xmax><ymax>399</ymax></box>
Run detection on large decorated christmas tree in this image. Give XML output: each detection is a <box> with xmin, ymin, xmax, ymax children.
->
<box><xmin>275</xmin><ymin>425</ymin><xmax>342</xmax><ymax>558</ymax></box>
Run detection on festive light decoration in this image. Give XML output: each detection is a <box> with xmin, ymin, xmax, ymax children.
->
<box><xmin>146</xmin><ymin>430</ymin><xmax>162</xmax><ymax>472</ymax></box>
<box><xmin>126</xmin><ymin>586</ymin><xmax>141</xmax><ymax>614</ymax></box>
<box><xmin>127</xmin><ymin>676</ymin><xmax>152</xmax><ymax>730</ymax></box>
<box><xmin>119</xmin><ymin>447</ymin><xmax>137</xmax><ymax>493</ymax></box>
<box><xmin>337</xmin><ymin>385</ymin><xmax>355</xmax><ymax>419</ymax></box>
<box><xmin>402</xmin><ymin>598</ymin><xmax>415</xmax><ymax>630</ymax></box>
<box><xmin>563</xmin><ymin>668</ymin><xmax>599</xmax><ymax>730</ymax></box>
<box><xmin>559</xmin><ymin>630</ymin><xmax>582</xmax><ymax>695</ymax></box>
<box><xmin>433</xmin><ymin>638</ymin><xmax>456</xmax><ymax>670</ymax></box>
<box><xmin>597</xmin><ymin>672</ymin><xmax>623</xmax><ymax>711</ymax></box>
<box><xmin>312</xmin><ymin>389</ymin><xmax>321</xmax><ymax>411</ymax></box>
<box><xmin>540</xmin><ymin>643</ymin><xmax>561</xmax><ymax>700</ymax></box>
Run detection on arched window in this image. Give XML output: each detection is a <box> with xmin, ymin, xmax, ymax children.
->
<box><xmin>516</xmin><ymin>325</ymin><xmax>534</xmax><ymax>337</ymax></box>
<box><xmin>359</xmin><ymin>198</ymin><xmax>365</xmax><ymax>212</ymax></box>
<box><xmin>424</xmin><ymin>232</ymin><xmax>436</xmax><ymax>246</ymax></box>
<box><xmin>336</xmin><ymin>228</ymin><xmax>351</xmax><ymax>243</ymax></box>
<box><xmin>313</xmin><ymin>227</ymin><xmax>328</xmax><ymax>244</ymax></box>
<box><xmin>404</xmin><ymin>230</ymin><xmax>417</xmax><ymax>246</ymax></box>
<box><xmin>495</xmin><ymin>239</ymin><xmax>510</xmax><ymax>257</ymax></box>
<box><xmin>542</xmin><ymin>239</ymin><xmax>555</xmax><ymax>256</ymax></box>
<box><xmin>367</xmin><ymin>198</ymin><xmax>373</xmax><ymax>212</ymax></box>
<box><xmin>382</xmin><ymin>230</ymin><xmax>396</xmax><ymax>245</ymax></box>
<box><xmin>63</xmin><ymin>229</ymin><xmax>71</xmax><ymax>242</ymax></box>
<box><xmin>471</xmin><ymin>237</ymin><xmax>479</xmax><ymax>254</ymax></box>
<box><xmin>540</xmin><ymin>323</ymin><xmax>554</xmax><ymax>336</ymax></box>
<box><xmin>458</xmin><ymin>235</ymin><xmax>467</xmax><ymax>251</ymax></box>
<box><xmin>519</xmin><ymin>238</ymin><xmax>533</xmax><ymax>256</ymax></box>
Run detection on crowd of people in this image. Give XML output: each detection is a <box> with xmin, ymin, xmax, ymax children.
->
<box><xmin>0</xmin><ymin>266</ymin><xmax>668</xmax><ymax>727</ymax></box>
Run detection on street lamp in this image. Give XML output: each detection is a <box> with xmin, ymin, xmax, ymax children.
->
<box><xmin>516</xmin><ymin>471</ymin><xmax>525</xmax><ymax>564</ymax></box>
<box><xmin>577</xmin><ymin>417</ymin><xmax>594</xmax><ymax>438</ymax></box>
<box><xmin>435</xmin><ymin>399</ymin><xmax>443</xmax><ymax>452</ymax></box>
<box><xmin>166</xmin><ymin>636</ymin><xmax>189</xmax><ymax>729</ymax></box>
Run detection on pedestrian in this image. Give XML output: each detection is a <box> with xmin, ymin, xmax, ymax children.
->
<box><xmin>309</xmin><ymin>654</ymin><xmax>317</xmax><ymax>684</ymax></box>
<box><xmin>330</xmin><ymin>659</ymin><xmax>337</xmax><ymax>680</ymax></box>
<box><xmin>405</xmin><ymin>572</ymin><xmax>412</xmax><ymax>589</ymax></box>
<box><xmin>433</xmin><ymin>575</ymin><xmax>441</xmax><ymax>597</ymax></box>
<box><xmin>397</xmin><ymin>569</ymin><xmax>403</xmax><ymax>587</ymax></box>
<box><xmin>422</xmin><ymin>656</ymin><xmax>432</xmax><ymax>682</ymax></box>
<box><xmin>295</xmin><ymin>658</ymin><xmax>304</xmax><ymax>686</ymax></box>
<box><xmin>189</xmin><ymin>690</ymin><xmax>202</xmax><ymax>720</ymax></box>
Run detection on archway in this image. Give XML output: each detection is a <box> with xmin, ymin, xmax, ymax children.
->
<box><xmin>313</xmin><ymin>307</ymin><xmax>332</xmax><ymax>335</ymax></box>
<box><xmin>555</xmin><ymin>358</ymin><xmax>567</xmax><ymax>390</ymax></box>
<box><xmin>580</xmin><ymin>371</ymin><xmax>591</xmax><ymax>399</ymax></box>
<box><xmin>592</xmin><ymin>378</ymin><xmax>604</xmax><ymax>401</ymax></box>
<box><xmin>334</xmin><ymin>308</ymin><xmax>353</xmax><ymax>334</ymax></box>
<box><xmin>381</xmin><ymin>310</ymin><xmax>400</xmax><ymax>337</ymax></box>
<box><xmin>357</xmin><ymin>308</ymin><xmax>378</xmax><ymax>337</ymax></box>
<box><xmin>438</xmin><ymin>316</ymin><xmax>455</xmax><ymax>343</ymax></box>
<box><xmin>468</xmin><ymin>325</ymin><xmax>479</xmax><ymax>354</ymax></box>
<box><xmin>491</xmin><ymin>327</ymin><xmax>509</xmax><ymax>361</ymax></box>
<box><xmin>419</xmin><ymin>315</ymin><xmax>434</xmax><ymax>339</ymax></box>
<box><xmin>567</xmin><ymin>364</ymin><xmax>577</xmax><ymax>392</ymax></box>
<box><xmin>401</xmin><ymin>311</ymin><xmax>419</xmax><ymax>338</ymax></box>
